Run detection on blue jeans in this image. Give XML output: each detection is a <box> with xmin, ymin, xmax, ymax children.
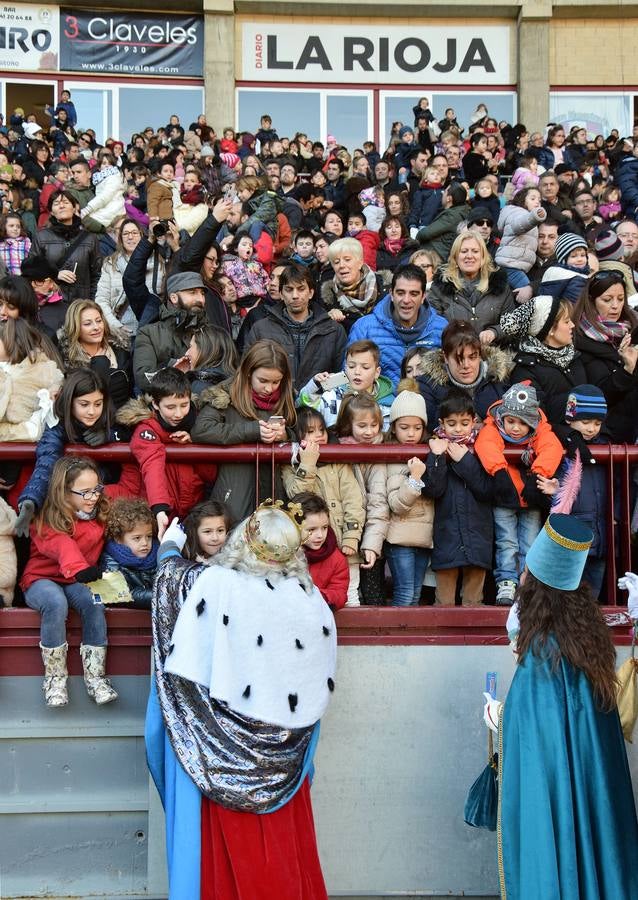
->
<box><xmin>385</xmin><ymin>543</ymin><xmax>431</xmax><ymax>606</ymax></box>
<box><xmin>493</xmin><ymin>507</ymin><xmax>541</xmax><ymax>584</ymax></box>
<box><xmin>503</xmin><ymin>267</ymin><xmax>530</xmax><ymax>290</ymax></box>
<box><xmin>24</xmin><ymin>580</ymin><xmax>107</xmax><ymax>648</ymax></box>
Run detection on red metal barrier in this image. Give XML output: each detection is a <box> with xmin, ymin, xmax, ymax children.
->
<box><xmin>0</xmin><ymin>440</ymin><xmax>635</xmax><ymax>606</ymax></box>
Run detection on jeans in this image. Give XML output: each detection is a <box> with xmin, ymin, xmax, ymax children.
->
<box><xmin>385</xmin><ymin>543</ymin><xmax>431</xmax><ymax>606</ymax></box>
<box><xmin>24</xmin><ymin>579</ymin><xmax>107</xmax><ymax>648</ymax></box>
<box><xmin>503</xmin><ymin>266</ymin><xmax>530</xmax><ymax>289</ymax></box>
<box><xmin>493</xmin><ymin>507</ymin><xmax>542</xmax><ymax>584</ymax></box>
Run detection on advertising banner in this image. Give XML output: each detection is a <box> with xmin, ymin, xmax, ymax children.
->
<box><xmin>0</xmin><ymin>4</ymin><xmax>59</xmax><ymax>71</ymax></box>
<box><xmin>241</xmin><ymin>23</ymin><xmax>511</xmax><ymax>85</ymax></box>
<box><xmin>60</xmin><ymin>9</ymin><xmax>204</xmax><ymax>77</ymax></box>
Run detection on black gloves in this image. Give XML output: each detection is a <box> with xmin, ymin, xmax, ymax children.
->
<box><xmin>75</xmin><ymin>566</ymin><xmax>101</xmax><ymax>583</ymax></box>
<box><xmin>83</xmin><ymin>427</ymin><xmax>108</xmax><ymax>448</ymax></box>
<box><xmin>521</xmin><ymin>473</ymin><xmax>551</xmax><ymax>512</ymax></box>
<box><xmin>492</xmin><ymin>470</ymin><xmax>520</xmax><ymax>507</ymax></box>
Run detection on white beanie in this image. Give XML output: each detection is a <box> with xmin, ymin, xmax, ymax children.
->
<box><xmin>390</xmin><ymin>389</ymin><xmax>427</xmax><ymax>424</ymax></box>
<box><xmin>528</xmin><ymin>294</ymin><xmax>562</xmax><ymax>341</ymax></box>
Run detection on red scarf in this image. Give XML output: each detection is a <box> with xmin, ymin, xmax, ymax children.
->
<box><xmin>303</xmin><ymin>526</ymin><xmax>338</xmax><ymax>563</ymax></box>
<box><xmin>383</xmin><ymin>237</ymin><xmax>404</xmax><ymax>256</ymax></box>
<box><xmin>251</xmin><ymin>386</ymin><xmax>281</xmax><ymax>411</ymax></box>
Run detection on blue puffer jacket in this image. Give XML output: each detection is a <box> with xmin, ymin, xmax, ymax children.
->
<box><xmin>345</xmin><ymin>295</ymin><xmax>447</xmax><ymax>388</ymax></box>
<box><xmin>425</xmin><ymin>448</ymin><xmax>494</xmax><ymax>570</ymax></box>
<box><xmin>537</xmin><ymin>146</ymin><xmax>558</xmax><ymax>171</ymax></box>
<box><xmin>615</xmin><ymin>155</ymin><xmax>638</xmax><ymax>220</ymax></box>
<box><xmin>408</xmin><ymin>185</ymin><xmax>443</xmax><ymax>230</ymax></box>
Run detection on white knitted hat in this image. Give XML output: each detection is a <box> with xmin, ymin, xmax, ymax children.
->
<box><xmin>389</xmin><ymin>389</ymin><xmax>427</xmax><ymax>424</ymax></box>
<box><xmin>529</xmin><ymin>294</ymin><xmax>562</xmax><ymax>341</ymax></box>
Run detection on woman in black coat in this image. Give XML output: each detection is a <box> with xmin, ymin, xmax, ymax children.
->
<box><xmin>508</xmin><ymin>295</ymin><xmax>588</xmax><ymax>425</ymax></box>
<box><xmin>573</xmin><ymin>271</ymin><xmax>638</xmax><ymax>442</ymax></box>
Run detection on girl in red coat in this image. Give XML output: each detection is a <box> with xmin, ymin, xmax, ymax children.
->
<box><xmin>21</xmin><ymin>456</ymin><xmax>118</xmax><ymax>708</ymax></box>
<box><xmin>297</xmin><ymin>491</ymin><xmax>349</xmax><ymax>610</ymax></box>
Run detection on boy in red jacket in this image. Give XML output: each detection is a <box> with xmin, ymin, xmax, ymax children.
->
<box><xmin>296</xmin><ymin>491</ymin><xmax>349</xmax><ymax>611</ymax></box>
<box><xmin>117</xmin><ymin>368</ymin><xmax>217</xmax><ymax>533</ymax></box>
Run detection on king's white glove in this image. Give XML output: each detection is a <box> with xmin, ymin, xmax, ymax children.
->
<box><xmin>483</xmin><ymin>692</ymin><xmax>503</xmax><ymax>733</ymax></box>
<box><xmin>618</xmin><ymin>572</ymin><xmax>638</xmax><ymax>620</ymax></box>
<box><xmin>160</xmin><ymin>517</ymin><xmax>187</xmax><ymax>552</ymax></box>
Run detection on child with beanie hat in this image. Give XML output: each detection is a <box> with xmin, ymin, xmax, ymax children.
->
<box><xmin>548</xmin><ymin>385</ymin><xmax>609</xmax><ymax>597</ymax></box>
<box><xmin>384</xmin><ymin>379</ymin><xmax>440</xmax><ymax>606</ymax></box>
<box><xmin>540</xmin><ymin>231</ymin><xmax>591</xmax><ymax>302</ymax></box>
<box><xmin>475</xmin><ymin>381</ymin><xmax>564</xmax><ymax>604</ymax></box>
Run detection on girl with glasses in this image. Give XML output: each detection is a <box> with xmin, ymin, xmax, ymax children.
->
<box><xmin>20</xmin><ymin>456</ymin><xmax>118</xmax><ymax>708</ymax></box>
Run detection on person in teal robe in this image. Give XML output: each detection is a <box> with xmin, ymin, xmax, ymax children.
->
<box><xmin>484</xmin><ymin>513</ymin><xmax>638</xmax><ymax>900</ymax></box>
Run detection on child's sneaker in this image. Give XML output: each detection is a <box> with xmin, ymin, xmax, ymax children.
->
<box><xmin>496</xmin><ymin>580</ymin><xmax>517</xmax><ymax>606</ymax></box>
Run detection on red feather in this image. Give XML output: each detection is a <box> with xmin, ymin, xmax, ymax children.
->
<box><xmin>552</xmin><ymin>450</ymin><xmax>583</xmax><ymax>515</ymax></box>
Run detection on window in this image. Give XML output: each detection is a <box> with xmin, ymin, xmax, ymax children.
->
<box><xmin>549</xmin><ymin>93</ymin><xmax>631</xmax><ymax>138</ymax></box>
<box><xmin>326</xmin><ymin>94</ymin><xmax>372</xmax><ymax>150</ymax></box>
<box><xmin>66</xmin><ymin>88</ymin><xmax>111</xmax><ymax>144</ymax></box>
<box><xmin>118</xmin><ymin>87</ymin><xmax>204</xmax><ymax>144</ymax></box>
<box><xmin>237</xmin><ymin>89</ymin><xmax>321</xmax><ymax>142</ymax></box>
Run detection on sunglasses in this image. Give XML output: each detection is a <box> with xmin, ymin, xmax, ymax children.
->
<box><xmin>591</xmin><ymin>270</ymin><xmax>624</xmax><ymax>284</ymax></box>
<box><xmin>473</xmin><ymin>219</ymin><xmax>492</xmax><ymax>227</ymax></box>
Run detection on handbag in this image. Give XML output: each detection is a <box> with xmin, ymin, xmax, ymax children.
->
<box><xmin>464</xmin><ymin>729</ymin><xmax>498</xmax><ymax>831</ymax></box>
<box><xmin>616</xmin><ymin>625</ymin><xmax>638</xmax><ymax>742</ymax></box>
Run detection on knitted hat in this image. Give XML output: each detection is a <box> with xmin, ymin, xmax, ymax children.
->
<box><xmin>554</xmin><ymin>231</ymin><xmax>588</xmax><ymax>265</ymax></box>
<box><xmin>23</xmin><ymin>122</ymin><xmax>43</xmax><ymax>141</ymax></box>
<box><xmin>554</xmin><ymin>162</ymin><xmax>576</xmax><ymax>176</ymax></box>
<box><xmin>526</xmin><ymin>294</ymin><xmax>563</xmax><ymax>341</ymax></box>
<box><xmin>389</xmin><ymin>389</ymin><xmax>427</xmax><ymax>425</ymax></box>
<box><xmin>594</xmin><ymin>229</ymin><xmax>623</xmax><ymax>262</ymax></box>
<box><xmin>220</xmin><ymin>152</ymin><xmax>240</xmax><ymax>169</ymax></box>
<box><xmin>398</xmin><ymin>125</ymin><xmax>414</xmax><ymax>139</ymax></box>
<box><xmin>496</xmin><ymin>382</ymin><xmax>540</xmax><ymax>430</ymax></box>
<box><xmin>526</xmin><ymin>513</ymin><xmax>593</xmax><ymax>590</ymax></box>
<box><xmin>326</xmin><ymin>134</ymin><xmax>337</xmax><ymax>147</ymax></box>
<box><xmin>565</xmin><ymin>384</ymin><xmax>607</xmax><ymax>422</ymax></box>
<box><xmin>199</xmin><ymin>144</ymin><xmax>215</xmax><ymax>158</ymax></box>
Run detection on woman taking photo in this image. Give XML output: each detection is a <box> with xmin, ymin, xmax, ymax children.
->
<box><xmin>427</xmin><ymin>231</ymin><xmax>516</xmax><ymax>339</ymax></box>
<box><xmin>573</xmin><ymin>271</ymin><xmax>638</xmax><ymax>442</ymax></box>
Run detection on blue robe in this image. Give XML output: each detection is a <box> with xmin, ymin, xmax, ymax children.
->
<box><xmin>498</xmin><ymin>643</ymin><xmax>638</xmax><ymax>899</ymax></box>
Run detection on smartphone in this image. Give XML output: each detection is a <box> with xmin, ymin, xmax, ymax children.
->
<box><xmin>631</xmin><ymin>325</ymin><xmax>638</xmax><ymax>346</ymax></box>
<box><xmin>268</xmin><ymin>416</ymin><xmax>285</xmax><ymax>425</ymax></box>
<box><xmin>223</xmin><ymin>183</ymin><xmax>237</xmax><ymax>201</ymax></box>
<box><xmin>321</xmin><ymin>371</ymin><xmax>348</xmax><ymax>390</ymax></box>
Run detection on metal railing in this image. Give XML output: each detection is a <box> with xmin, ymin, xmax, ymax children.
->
<box><xmin>1</xmin><ymin>440</ymin><xmax>636</xmax><ymax>606</ymax></box>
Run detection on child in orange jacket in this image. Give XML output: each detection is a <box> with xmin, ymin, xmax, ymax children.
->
<box><xmin>475</xmin><ymin>382</ymin><xmax>563</xmax><ymax>605</ymax></box>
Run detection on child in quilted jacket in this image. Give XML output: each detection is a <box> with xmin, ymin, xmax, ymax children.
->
<box><xmin>220</xmin><ymin>234</ymin><xmax>269</xmax><ymax>305</ymax></box>
<box><xmin>475</xmin><ymin>381</ymin><xmax>563</xmax><ymax>605</ymax></box>
<box><xmin>101</xmin><ymin>498</ymin><xmax>158</xmax><ymax>609</ymax></box>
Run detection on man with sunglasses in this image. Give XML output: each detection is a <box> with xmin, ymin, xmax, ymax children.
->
<box><xmin>466</xmin><ymin>207</ymin><xmax>498</xmax><ymax>258</ymax></box>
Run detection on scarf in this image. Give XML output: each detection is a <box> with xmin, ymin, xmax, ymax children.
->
<box><xmin>579</xmin><ymin>315</ymin><xmax>629</xmax><ymax>346</ymax></box>
<box><xmin>445</xmin><ymin>359</ymin><xmax>488</xmax><ymax>393</ymax></box>
<box><xmin>433</xmin><ymin>424</ymin><xmax>478</xmax><ymax>448</ymax></box>
<box><xmin>104</xmin><ymin>538</ymin><xmax>159</xmax><ymax>571</ymax></box>
<box><xmin>251</xmin><ymin>386</ymin><xmax>281</xmax><ymax>411</ymax></box>
<box><xmin>383</xmin><ymin>237</ymin><xmax>404</xmax><ymax>256</ymax></box>
<box><xmin>334</xmin><ymin>264</ymin><xmax>378</xmax><ymax>313</ymax></box>
<box><xmin>76</xmin><ymin>507</ymin><xmax>98</xmax><ymax>521</ymax></box>
<box><xmin>49</xmin><ymin>214</ymin><xmax>82</xmax><ymax>239</ymax></box>
<box><xmin>303</xmin><ymin>526</ymin><xmax>338</xmax><ymax>563</ymax></box>
<box><xmin>66</xmin><ymin>343</ymin><xmax>118</xmax><ymax>370</ymax></box>
<box><xmin>519</xmin><ymin>335</ymin><xmax>576</xmax><ymax>370</ymax></box>
<box><xmin>92</xmin><ymin>166</ymin><xmax>120</xmax><ymax>187</ymax></box>
<box><xmin>36</xmin><ymin>289</ymin><xmax>63</xmax><ymax>307</ymax></box>
<box><xmin>156</xmin><ymin>402</ymin><xmax>197</xmax><ymax>434</ymax></box>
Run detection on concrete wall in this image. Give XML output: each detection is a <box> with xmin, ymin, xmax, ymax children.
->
<box><xmin>4</xmin><ymin>642</ymin><xmax>638</xmax><ymax>898</ymax></box>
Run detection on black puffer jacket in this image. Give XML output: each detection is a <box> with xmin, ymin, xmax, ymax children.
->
<box><xmin>427</xmin><ymin>267</ymin><xmax>516</xmax><ymax>338</ymax></box>
<box><xmin>510</xmin><ymin>349</ymin><xmax>588</xmax><ymax>426</ymax></box>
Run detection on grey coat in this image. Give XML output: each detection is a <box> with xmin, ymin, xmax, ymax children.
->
<box><xmin>494</xmin><ymin>205</ymin><xmax>546</xmax><ymax>273</ymax></box>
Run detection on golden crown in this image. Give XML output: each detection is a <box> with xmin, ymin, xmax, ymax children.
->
<box><xmin>244</xmin><ymin>499</ymin><xmax>304</xmax><ymax>565</ymax></box>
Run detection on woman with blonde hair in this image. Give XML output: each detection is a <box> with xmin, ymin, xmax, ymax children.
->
<box><xmin>191</xmin><ymin>339</ymin><xmax>296</xmax><ymax>521</ymax></box>
<box><xmin>321</xmin><ymin>237</ymin><xmax>382</xmax><ymax>332</ymax></box>
<box><xmin>58</xmin><ymin>299</ymin><xmax>132</xmax><ymax>408</ymax></box>
<box><xmin>427</xmin><ymin>231</ymin><xmax>516</xmax><ymax>342</ymax></box>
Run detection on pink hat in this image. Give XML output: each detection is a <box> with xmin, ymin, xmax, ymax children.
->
<box><xmin>220</xmin><ymin>152</ymin><xmax>240</xmax><ymax>169</ymax></box>
<box><xmin>326</xmin><ymin>134</ymin><xmax>337</xmax><ymax>147</ymax></box>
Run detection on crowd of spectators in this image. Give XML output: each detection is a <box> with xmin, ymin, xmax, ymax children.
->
<box><xmin>2</xmin><ymin>93</ymin><xmax>638</xmax><ymax>650</ymax></box>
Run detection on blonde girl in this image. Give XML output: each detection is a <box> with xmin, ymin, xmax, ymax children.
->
<box><xmin>336</xmin><ymin>392</ymin><xmax>389</xmax><ymax>604</ymax></box>
<box><xmin>20</xmin><ymin>456</ymin><xmax>117</xmax><ymax>708</ymax></box>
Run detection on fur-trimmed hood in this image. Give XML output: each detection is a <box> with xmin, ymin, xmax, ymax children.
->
<box><xmin>116</xmin><ymin>395</ymin><xmax>154</xmax><ymax>427</ymax></box>
<box><xmin>418</xmin><ymin>345</ymin><xmax>515</xmax><ymax>386</ymax></box>
<box><xmin>432</xmin><ymin>265</ymin><xmax>510</xmax><ymax>298</ymax></box>
<box><xmin>194</xmin><ymin>378</ymin><xmax>233</xmax><ymax>411</ymax></box>
<box><xmin>57</xmin><ymin>326</ymin><xmax>130</xmax><ymax>364</ymax></box>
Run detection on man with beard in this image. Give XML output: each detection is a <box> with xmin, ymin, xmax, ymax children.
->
<box><xmin>133</xmin><ymin>271</ymin><xmax>210</xmax><ymax>390</ymax></box>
